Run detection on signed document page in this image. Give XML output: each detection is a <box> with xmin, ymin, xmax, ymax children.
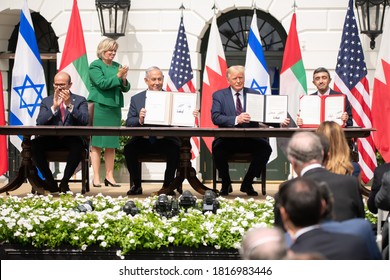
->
<box><xmin>324</xmin><ymin>95</ymin><xmax>345</xmax><ymax>126</ymax></box>
<box><xmin>170</xmin><ymin>92</ymin><xmax>197</xmax><ymax>127</ymax></box>
<box><xmin>299</xmin><ymin>95</ymin><xmax>321</xmax><ymax>127</ymax></box>
<box><xmin>246</xmin><ymin>93</ymin><xmax>265</xmax><ymax>122</ymax></box>
<box><xmin>144</xmin><ymin>90</ymin><xmax>171</xmax><ymax>125</ymax></box>
<box><xmin>264</xmin><ymin>95</ymin><xmax>288</xmax><ymax>123</ymax></box>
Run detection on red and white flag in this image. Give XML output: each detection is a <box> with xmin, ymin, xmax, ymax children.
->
<box><xmin>334</xmin><ymin>0</ymin><xmax>376</xmax><ymax>183</ymax></box>
<box><xmin>59</xmin><ymin>0</ymin><xmax>89</xmax><ymax>97</ymax></box>
<box><xmin>372</xmin><ymin>6</ymin><xmax>390</xmax><ymax>163</ymax></box>
<box><xmin>166</xmin><ymin>17</ymin><xmax>199</xmax><ymax>159</ymax></box>
<box><xmin>200</xmin><ymin>15</ymin><xmax>228</xmax><ymax>152</ymax></box>
<box><xmin>0</xmin><ymin>71</ymin><xmax>8</xmax><ymax>176</ymax></box>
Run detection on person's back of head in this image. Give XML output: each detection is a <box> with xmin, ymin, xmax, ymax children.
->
<box><xmin>240</xmin><ymin>227</ymin><xmax>287</xmax><ymax>260</ymax></box>
<box><xmin>278</xmin><ymin>177</ymin><xmax>323</xmax><ymax>229</ymax></box>
<box><xmin>287</xmin><ymin>132</ymin><xmax>324</xmax><ymax>172</ymax></box>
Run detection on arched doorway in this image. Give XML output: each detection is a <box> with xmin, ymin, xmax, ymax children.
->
<box><xmin>199</xmin><ymin>9</ymin><xmax>289</xmax><ymax>183</ymax></box>
<box><xmin>6</xmin><ymin>12</ymin><xmax>59</xmax><ymax>178</ymax></box>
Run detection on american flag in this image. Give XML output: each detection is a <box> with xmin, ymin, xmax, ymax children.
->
<box><xmin>333</xmin><ymin>0</ymin><xmax>377</xmax><ymax>183</ymax></box>
<box><xmin>166</xmin><ymin>17</ymin><xmax>199</xmax><ymax>159</ymax></box>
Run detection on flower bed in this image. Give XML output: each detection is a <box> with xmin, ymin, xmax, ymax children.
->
<box><xmin>0</xmin><ymin>193</ymin><xmax>275</xmax><ymax>259</ymax></box>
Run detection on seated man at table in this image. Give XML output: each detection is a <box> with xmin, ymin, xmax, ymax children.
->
<box><xmin>297</xmin><ymin>67</ymin><xmax>352</xmax><ymax>126</ymax></box>
<box><xmin>124</xmin><ymin>66</ymin><xmax>182</xmax><ymax>195</ymax></box>
<box><xmin>31</xmin><ymin>71</ymin><xmax>89</xmax><ymax>193</ymax></box>
<box><xmin>211</xmin><ymin>65</ymin><xmax>290</xmax><ymax>196</ymax></box>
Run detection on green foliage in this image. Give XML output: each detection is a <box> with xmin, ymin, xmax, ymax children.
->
<box><xmin>0</xmin><ymin>194</ymin><xmax>275</xmax><ymax>258</ymax></box>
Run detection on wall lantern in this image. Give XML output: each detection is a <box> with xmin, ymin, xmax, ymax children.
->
<box><xmin>95</xmin><ymin>0</ymin><xmax>131</xmax><ymax>39</ymax></box>
<box><xmin>355</xmin><ymin>0</ymin><xmax>389</xmax><ymax>49</ymax></box>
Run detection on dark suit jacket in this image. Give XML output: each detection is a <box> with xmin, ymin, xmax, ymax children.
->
<box><xmin>311</xmin><ymin>88</ymin><xmax>353</xmax><ymax>127</ymax></box>
<box><xmin>211</xmin><ymin>87</ymin><xmax>261</xmax><ymax>128</ymax></box>
<box><xmin>125</xmin><ymin>90</ymin><xmax>180</xmax><ymax>145</ymax></box>
<box><xmin>303</xmin><ymin>167</ymin><xmax>365</xmax><ymax>221</ymax></box>
<box><xmin>375</xmin><ymin>170</ymin><xmax>390</xmax><ymax>211</ymax></box>
<box><xmin>36</xmin><ymin>92</ymin><xmax>88</xmax><ymax>126</ymax></box>
<box><xmin>291</xmin><ymin>228</ymin><xmax>371</xmax><ymax>260</ymax></box>
<box><xmin>368</xmin><ymin>163</ymin><xmax>390</xmax><ymax>213</ymax></box>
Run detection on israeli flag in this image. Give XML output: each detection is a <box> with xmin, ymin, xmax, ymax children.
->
<box><xmin>10</xmin><ymin>0</ymin><xmax>47</xmax><ymax>151</ymax></box>
<box><xmin>244</xmin><ymin>10</ymin><xmax>277</xmax><ymax>163</ymax></box>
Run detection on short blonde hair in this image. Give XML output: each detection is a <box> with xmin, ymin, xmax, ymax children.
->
<box><xmin>226</xmin><ymin>65</ymin><xmax>245</xmax><ymax>79</ymax></box>
<box><xmin>96</xmin><ymin>38</ymin><xmax>118</xmax><ymax>59</ymax></box>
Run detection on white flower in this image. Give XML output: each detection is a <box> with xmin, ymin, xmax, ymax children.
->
<box><xmin>168</xmin><ymin>236</ymin><xmax>175</xmax><ymax>243</ymax></box>
<box><xmin>81</xmin><ymin>244</ymin><xmax>88</xmax><ymax>251</ymax></box>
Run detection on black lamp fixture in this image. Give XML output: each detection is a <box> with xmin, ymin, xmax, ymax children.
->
<box><xmin>95</xmin><ymin>0</ymin><xmax>131</xmax><ymax>39</ymax></box>
<box><xmin>355</xmin><ymin>0</ymin><xmax>389</xmax><ymax>49</ymax></box>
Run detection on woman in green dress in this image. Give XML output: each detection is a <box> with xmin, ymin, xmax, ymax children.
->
<box><xmin>88</xmin><ymin>38</ymin><xmax>130</xmax><ymax>187</ymax></box>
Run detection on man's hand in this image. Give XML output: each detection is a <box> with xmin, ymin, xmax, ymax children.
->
<box><xmin>281</xmin><ymin>117</ymin><xmax>291</xmax><ymax>128</ymax></box>
<box><xmin>139</xmin><ymin>108</ymin><xmax>146</xmax><ymax>125</ymax></box>
<box><xmin>237</xmin><ymin>112</ymin><xmax>251</xmax><ymax>124</ymax></box>
<box><xmin>296</xmin><ymin>114</ymin><xmax>303</xmax><ymax>126</ymax></box>
<box><xmin>341</xmin><ymin>112</ymin><xmax>348</xmax><ymax>123</ymax></box>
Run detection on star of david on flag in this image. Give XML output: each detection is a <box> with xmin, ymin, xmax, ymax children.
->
<box><xmin>10</xmin><ymin>0</ymin><xmax>47</xmax><ymax>151</ymax></box>
<box><xmin>244</xmin><ymin>10</ymin><xmax>277</xmax><ymax>163</ymax></box>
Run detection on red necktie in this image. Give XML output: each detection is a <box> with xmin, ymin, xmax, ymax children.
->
<box><xmin>60</xmin><ymin>102</ymin><xmax>66</xmax><ymax>123</ymax></box>
<box><xmin>235</xmin><ymin>92</ymin><xmax>243</xmax><ymax>116</ymax></box>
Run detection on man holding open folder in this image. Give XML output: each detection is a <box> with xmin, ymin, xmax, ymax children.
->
<box><xmin>298</xmin><ymin>67</ymin><xmax>353</xmax><ymax>127</ymax></box>
<box><xmin>124</xmin><ymin>66</ymin><xmax>181</xmax><ymax>196</ymax></box>
<box><xmin>211</xmin><ymin>65</ymin><xmax>289</xmax><ymax>196</ymax></box>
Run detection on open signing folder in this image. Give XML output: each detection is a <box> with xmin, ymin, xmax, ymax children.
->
<box><xmin>299</xmin><ymin>94</ymin><xmax>346</xmax><ymax>127</ymax></box>
<box><xmin>144</xmin><ymin>90</ymin><xmax>197</xmax><ymax>127</ymax></box>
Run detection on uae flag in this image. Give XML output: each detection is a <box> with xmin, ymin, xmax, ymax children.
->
<box><xmin>59</xmin><ymin>0</ymin><xmax>89</xmax><ymax>97</ymax></box>
<box><xmin>280</xmin><ymin>12</ymin><xmax>307</xmax><ymax>125</ymax></box>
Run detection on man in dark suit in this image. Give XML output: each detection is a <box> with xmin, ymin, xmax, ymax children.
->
<box><xmin>297</xmin><ymin>67</ymin><xmax>353</xmax><ymax>126</ymax></box>
<box><xmin>368</xmin><ymin>163</ymin><xmax>390</xmax><ymax>214</ymax></box>
<box><xmin>31</xmin><ymin>72</ymin><xmax>89</xmax><ymax>193</ymax></box>
<box><xmin>278</xmin><ymin>176</ymin><xmax>371</xmax><ymax>259</ymax></box>
<box><xmin>211</xmin><ymin>65</ymin><xmax>289</xmax><ymax>196</ymax></box>
<box><xmin>124</xmin><ymin>66</ymin><xmax>181</xmax><ymax>195</ymax></box>
<box><xmin>285</xmin><ymin>131</ymin><xmax>365</xmax><ymax>221</ymax></box>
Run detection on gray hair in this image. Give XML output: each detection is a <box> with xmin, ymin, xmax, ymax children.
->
<box><xmin>145</xmin><ymin>66</ymin><xmax>163</xmax><ymax>78</ymax></box>
<box><xmin>240</xmin><ymin>227</ymin><xmax>287</xmax><ymax>260</ymax></box>
<box><xmin>287</xmin><ymin>131</ymin><xmax>324</xmax><ymax>165</ymax></box>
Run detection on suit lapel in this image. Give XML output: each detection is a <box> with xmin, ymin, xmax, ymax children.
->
<box><xmin>224</xmin><ymin>88</ymin><xmax>236</xmax><ymax>116</ymax></box>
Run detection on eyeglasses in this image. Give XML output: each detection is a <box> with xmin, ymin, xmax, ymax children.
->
<box><xmin>53</xmin><ymin>83</ymin><xmax>68</xmax><ymax>88</ymax></box>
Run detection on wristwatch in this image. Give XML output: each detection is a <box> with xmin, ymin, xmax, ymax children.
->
<box><xmin>66</xmin><ymin>104</ymin><xmax>74</xmax><ymax>111</ymax></box>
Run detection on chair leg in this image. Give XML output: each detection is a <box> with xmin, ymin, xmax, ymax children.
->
<box><xmin>261</xmin><ymin>165</ymin><xmax>266</xmax><ymax>196</ymax></box>
<box><xmin>212</xmin><ymin>162</ymin><xmax>217</xmax><ymax>191</ymax></box>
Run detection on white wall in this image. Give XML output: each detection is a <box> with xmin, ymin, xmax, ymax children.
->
<box><xmin>1</xmin><ymin>0</ymin><xmax>382</xmax><ymax>105</ymax></box>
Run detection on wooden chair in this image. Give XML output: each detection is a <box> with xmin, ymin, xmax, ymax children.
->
<box><xmin>45</xmin><ymin>102</ymin><xmax>94</xmax><ymax>194</ymax></box>
<box><xmin>212</xmin><ymin>153</ymin><xmax>267</xmax><ymax>195</ymax></box>
<box><xmin>129</xmin><ymin>153</ymin><xmax>182</xmax><ymax>193</ymax></box>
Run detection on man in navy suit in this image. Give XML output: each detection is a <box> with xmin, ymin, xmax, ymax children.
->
<box><xmin>31</xmin><ymin>72</ymin><xmax>89</xmax><ymax>193</ymax></box>
<box><xmin>211</xmin><ymin>65</ymin><xmax>289</xmax><ymax>196</ymax></box>
<box><xmin>278</xmin><ymin>176</ymin><xmax>371</xmax><ymax>259</ymax></box>
<box><xmin>124</xmin><ymin>66</ymin><xmax>181</xmax><ymax>196</ymax></box>
<box><xmin>298</xmin><ymin>67</ymin><xmax>353</xmax><ymax>126</ymax></box>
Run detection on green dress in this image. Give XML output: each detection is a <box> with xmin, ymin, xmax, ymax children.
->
<box><xmin>87</xmin><ymin>59</ymin><xmax>131</xmax><ymax>148</ymax></box>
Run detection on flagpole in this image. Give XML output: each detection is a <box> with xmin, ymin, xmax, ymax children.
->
<box><xmin>293</xmin><ymin>0</ymin><xmax>297</xmax><ymax>12</ymax></box>
<box><xmin>212</xmin><ymin>2</ymin><xmax>217</xmax><ymax>15</ymax></box>
<box><xmin>180</xmin><ymin>3</ymin><xmax>185</xmax><ymax>18</ymax></box>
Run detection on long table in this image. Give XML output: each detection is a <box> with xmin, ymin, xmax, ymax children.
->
<box><xmin>0</xmin><ymin>126</ymin><xmax>373</xmax><ymax>195</ymax></box>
